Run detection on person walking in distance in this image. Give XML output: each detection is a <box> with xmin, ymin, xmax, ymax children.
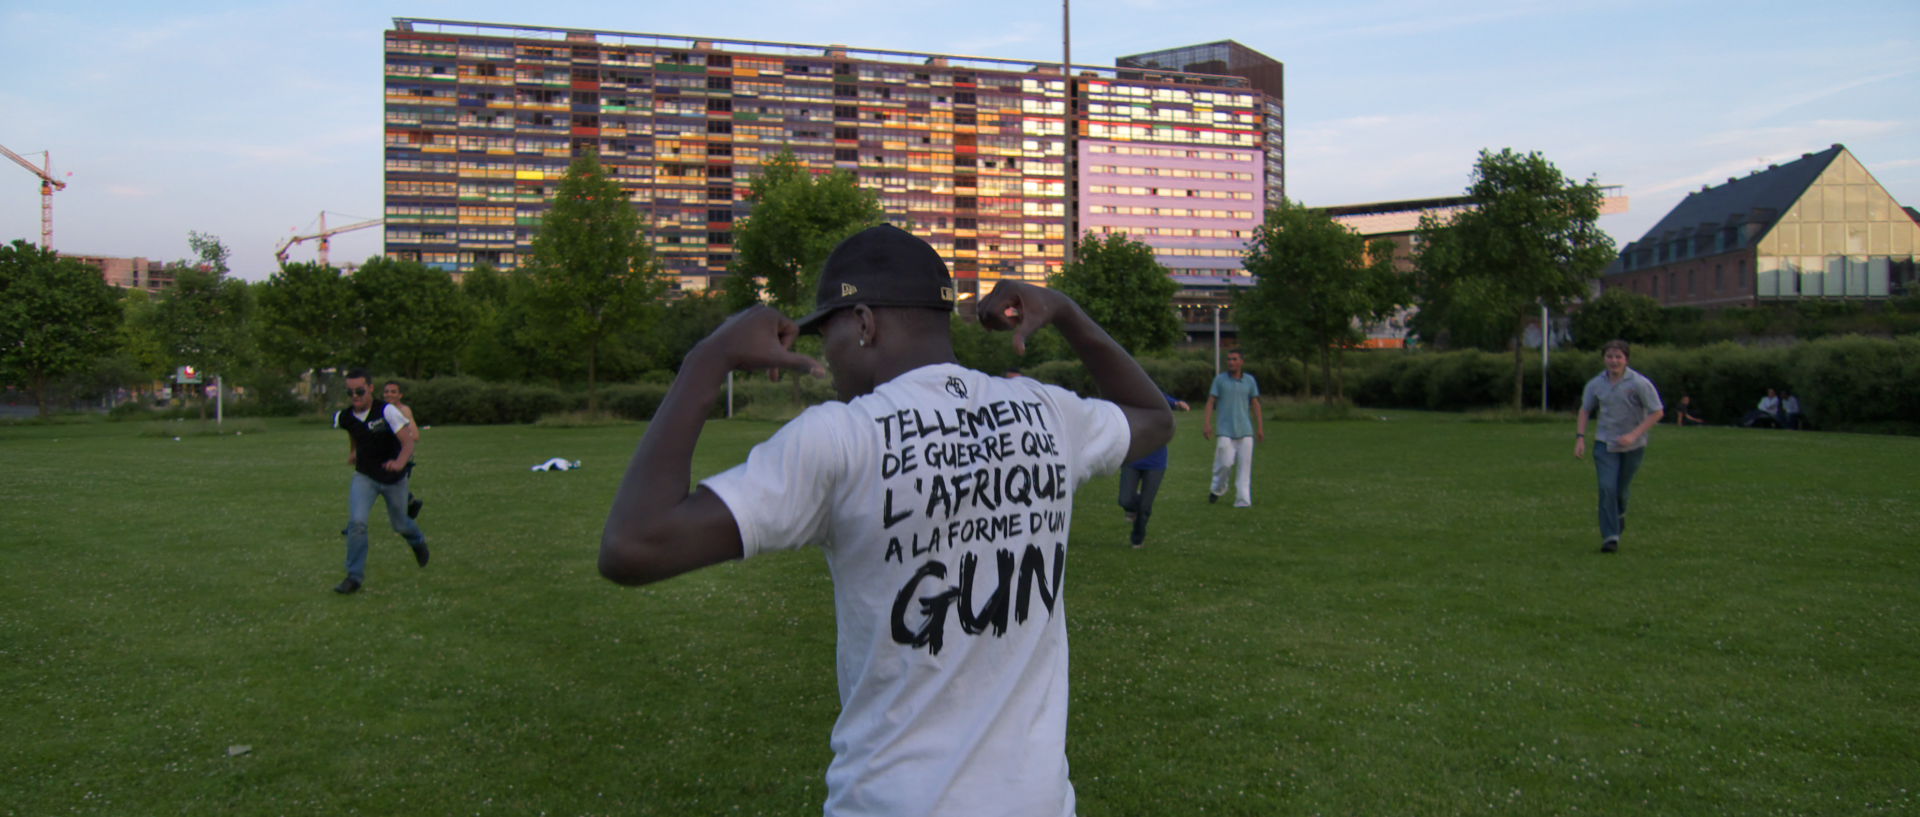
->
<box><xmin>332</xmin><ymin>369</ymin><xmax>429</xmax><ymax>593</ymax></box>
<box><xmin>598</xmin><ymin>225</ymin><xmax>1173</xmax><ymax>817</ymax></box>
<box><xmin>1574</xmin><ymin>340</ymin><xmax>1664</xmax><ymax>553</ymax></box>
<box><xmin>1118</xmin><ymin>390</ymin><xmax>1190</xmax><ymax>547</ymax></box>
<box><xmin>1203</xmin><ymin>349</ymin><xmax>1263</xmax><ymax>507</ymax></box>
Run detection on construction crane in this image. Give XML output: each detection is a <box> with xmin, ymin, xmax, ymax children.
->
<box><xmin>275</xmin><ymin>211</ymin><xmax>384</xmax><ymax>267</ymax></box>
<box><xmin>1</xmin><ymin>142</ymin><xmax>68</xmax><ymax>250</ymax></box>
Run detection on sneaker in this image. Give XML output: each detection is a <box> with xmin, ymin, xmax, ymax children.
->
<box><xmin>334</xmin><ymin>577</ymin><xmax>362</xmax><ymax>594</ymax></box>
<box><xmin>1124</xmin><ymin>511</ymin><xmax>1137</xmax><ymax>523</ymax></box>
<box><xmin>411</xmin><ymin>541</ymin><xmax>430</xmax><ymax>568</ymax></box>
<box><xmin>1207</xmin><ymin>492</ymin><xmax>1220</xmax><ymax>504</ymax></box>
<box><xmin>1600</xmin><ymin>538</ymin><xmax>1619</xmax><ymax>553</ymax></box>
<box><xmin>407</xmin><ymin>496</ymin><xmax>424</xmax><ymax>520</ymax></box>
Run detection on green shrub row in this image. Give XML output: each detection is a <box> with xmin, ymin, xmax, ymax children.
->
<box><xmin>1348</xmin><ymin>335</ymin><xmax>1920</xmax><ymax>433</ymax></box>
<box><xmin>385</xmin><ymin>373</ymin><xmax>839</xmax><ymax>426</ymax></box>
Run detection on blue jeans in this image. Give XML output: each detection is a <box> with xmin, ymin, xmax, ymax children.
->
<box><xmin>346</xmin><ymin>471</ymin><xmax>426</xmax><ymax>581</ymax></box>
<box><xmin>1592</xmin><ymin>442</ymin><xmax>1645</xmax><ymax>542</ymax></box>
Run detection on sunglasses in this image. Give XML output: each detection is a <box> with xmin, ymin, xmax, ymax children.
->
<box><xmin>348</xmin><ymin>387</ymin><xmax>369</xmax><ymax>397</ymax></box>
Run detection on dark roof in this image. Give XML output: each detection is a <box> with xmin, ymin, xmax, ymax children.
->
<box><xmin>1626</xmin><ymin>145</ymin><xmax>1844</xmax><ymax>250</ymax></box>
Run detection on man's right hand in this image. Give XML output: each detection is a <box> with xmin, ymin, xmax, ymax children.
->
<box><xmin>977</xmin><ymin>280</ymin><xmax>1067</xmax><ymax>355</ymax></box>
<box><xmin>1201</xmin><ymin>422</ymin><xmax>1213</xmax><ymax>440</ymax></box>
<box><xmin>696</xmin><ymin>305</ymin><xmax>824</xmax><ymax>376</ymax></box>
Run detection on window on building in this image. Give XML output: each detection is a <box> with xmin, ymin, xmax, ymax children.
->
<box><xmin>707</xmin><ymin>209</ymin><xmax>732</xmax><ymax>223</ymax></box>
<box><xmin>706</xmin><ymin>121</ymin><xmax>732</xmax><ymax>134</ymax></box>
<box><xmin>707</xmin><ymin>76</ymin><xmax>732</xmax><ymax>90</ymax></box>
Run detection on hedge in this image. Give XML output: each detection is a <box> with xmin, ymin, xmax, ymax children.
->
<box><xmin>1350</xmin><ymin>335</ymin><xmax>1920</xmax><ymax>434</ymax></box>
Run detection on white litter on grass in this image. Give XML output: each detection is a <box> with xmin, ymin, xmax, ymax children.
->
<box><xmin>531</xmin><ymin>458</ymin><xmax>583</xmax><ymax>472</ymax></box>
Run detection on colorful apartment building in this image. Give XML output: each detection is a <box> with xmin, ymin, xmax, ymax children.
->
<box><xmin>381</xmin><ymin>19</ymin><xmax>1284</xmax><ymax>295</ymax></box>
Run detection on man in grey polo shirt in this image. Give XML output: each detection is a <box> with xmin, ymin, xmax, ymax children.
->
<box><xmin>1573</xmin><ymin>339</ymin><xmax>1664</xmax><ymax>553</ymax></box>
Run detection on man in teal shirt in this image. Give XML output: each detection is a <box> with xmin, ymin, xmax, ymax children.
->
<box><xmin>1203</xmin><ymin>349</ymin><xmax>1264</xmax><ymax>507</ymax></box>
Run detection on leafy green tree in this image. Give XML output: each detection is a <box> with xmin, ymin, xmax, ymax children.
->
<box><xmin>1570</xmin><ymin>288</ymin><xmax>1662</xmax><ymax>348</ymax></box>
<box><xmin>732</xmin><ymin>148</ymin><xmax>883</xmax><ymax>315</ymax></box>
<box><xmin>0</xmin><ymin>240</ymin><xmax>123</xmax><ymax>417</ymax></box>
<box><xmin>153</xmin><ymin>234</ymin><xmax>253</xmax><ymax>417</ymax></box>
<box><xmin>650</xmin><ymin>290</ymin><xmax>735</xmax><ymax>373</ymax></box>
<box><xmin>1237</xmin><ymin>201</ymin><xmax>1407</xmax><ymax>401</ymax></box>
<box><xmin>256</xmin><ymin>261</ymin><xmax>362</xmax><ymax>390</ymax></box>
<box><xmin>458</xmin><ymin>262</ymin><xmax>537</xmax><ymax>382</ymax></box>
<box><xmin>1046</xmin><ymin>231</ymin><xmax>1181</xmax><ymax>355</ymax></box>
<box><xmin>1412</xmin><ymin>148</ymin><xmax>1614</xmax><ymax>410</ymax></box>
<box><xmin>523</xmin><ymin>150</ymin><xmax>665</xmax><ymax>409</ymax></box>
<box><xmin>354</xmin><ymin>257</ymin><xmax>474</xmax><ymax>380</ymax></box>
<box><xmin>116</xmin><ymin>288</ymin><xmax>170</xmax><ymax>382</ymax></box>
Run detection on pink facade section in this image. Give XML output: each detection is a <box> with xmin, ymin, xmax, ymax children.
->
<box><xmin>1078</xmin><ymin>139</ymin><xmax>1264</xmax><ymax>276</ymax></box>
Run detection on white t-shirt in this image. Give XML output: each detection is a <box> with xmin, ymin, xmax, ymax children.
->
<box><xmin>335</xmin><ymin>403</ymin><xmax>411</xmax><ymax>434</ymax></box>
<box><xmin>703</xmin><ymin>363</ymin><xmax>1130</xmax><ymax>817</ymax></box>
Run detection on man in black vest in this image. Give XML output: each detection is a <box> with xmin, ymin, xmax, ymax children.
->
<box><xmin>332</xmin><ymin>368</ymin><xmax>428</xmax><ymax>594</ymax></box>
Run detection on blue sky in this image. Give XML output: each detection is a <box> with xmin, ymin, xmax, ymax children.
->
<box><xmin>3</xmin><ymin>0</ymin><xmax>1915</xmax><ymax>280</ymax></box>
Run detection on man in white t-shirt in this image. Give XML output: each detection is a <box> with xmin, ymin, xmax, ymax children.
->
<box><xmin>600</xmin><ymin>224</ymin><xmax>1174</xmax><ymax>817</ymax></box>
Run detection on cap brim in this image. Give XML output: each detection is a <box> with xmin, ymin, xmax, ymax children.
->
<box><xmin>794</xmin><ymin>305</ymin><xmax>838</xmax><ymax>335</ymax></box>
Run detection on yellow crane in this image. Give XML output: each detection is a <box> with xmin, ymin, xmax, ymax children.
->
<box><xmin>275</xmin><ymin>211</ymin><xmax>384</xmax><ymax>267</ymax></box>
<box><xmin>1</xmin><ymin>142</ymin><xmax>68</xmax><ymax>250</ymax></box>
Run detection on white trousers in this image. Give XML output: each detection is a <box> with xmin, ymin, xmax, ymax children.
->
<box><xmin>1210</xmin><ymin>435</ymin><xmax>1255</xmax><ymax>507</ymax></box>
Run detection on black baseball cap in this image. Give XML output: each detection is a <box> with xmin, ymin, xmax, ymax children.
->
<box><xmin>796</xmin><ymin>224</ymin><xmax>956</xmax><ymax>334</ymax></box>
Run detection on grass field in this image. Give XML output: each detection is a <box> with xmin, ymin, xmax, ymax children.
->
<box><xmin>3</xmin><ymin>409</ymin><xmax>1915</xmax><ymax>816</ymax></box>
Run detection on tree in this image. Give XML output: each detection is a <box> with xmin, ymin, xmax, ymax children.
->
<box><xmin>732</xmin><ymin>148</ymin><xmax>883</xmax><ymax>315</ymax></box>
<box><xmin>354</xmin><ymin>257</ymin><xmax>474</xmax><ymax>380</ymax></box>
<box><xmin>0</xmin><ymin>240</ymin><xmax>123</xmax><ymax>417</ymax></box>
<box><xmin>1412</xmin><ymin>148</ymin><xmax>1614</xmax><ymax>410</ymax></box>
<box><xmin>1569</xmin><ymin>288</ymin><xmax>1661</xmax><ymax>348</ymax></box>
<box><xmin>523</xmin><ymin>150</ymin><xmax>664</xmax><ymax>410</ymax></box>
<box><xmin>152</xmin><ymin>233</ymin><xmax>252</xmax><ymax>417</ymax></box>
<box><xmin>1237</xmin><ymin>201</ymin><xmax>1407</xmax><ymax>402</ymax></box>
<box><xmin>256</xmin><ymin>261</ymin><xmax>362</xmax><ymax>388</ymax></box>
<box><xmin>458</xmin><ymin>262</ymin><xmax>540</xmax><ymax>382</ymax></box>
<box><xmin>1046</xmin><ymin>231</ymin><xmax>1181</xmax><ymax>355</ymax></box>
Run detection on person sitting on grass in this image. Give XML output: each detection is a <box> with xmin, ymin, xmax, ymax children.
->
<box><xmin>1740</xmin><ymin>388</ymin><xmax>1781</xmax><ymax>428</ymax></box>
<box><xmin>1673</xmin><ymin>394</ymin><xmax>1706</xmax><ymax>426</ymax></box>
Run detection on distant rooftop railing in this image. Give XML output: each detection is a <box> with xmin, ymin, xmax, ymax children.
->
<box><xmin>391</xmin><ymin>17</ymin><xmax>1252</xmax><ymax>88</ymax></box>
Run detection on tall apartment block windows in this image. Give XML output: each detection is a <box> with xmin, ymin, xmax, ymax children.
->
<box><xmin>384</xmin><ymin>19</ymin><xmax>1284</xmax><ymax>292</ymax></box>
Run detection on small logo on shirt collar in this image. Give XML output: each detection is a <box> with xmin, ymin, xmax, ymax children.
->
<box><xmin>944</xmin><ymin>376</ymin><xmax>968</xmax><ymax>399</ymax></box>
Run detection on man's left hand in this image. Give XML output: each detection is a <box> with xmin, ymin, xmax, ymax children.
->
<box><xmin>383</xmin><ymin>458</ymin><xmax>406</xmax><ymax>472</ymax></box>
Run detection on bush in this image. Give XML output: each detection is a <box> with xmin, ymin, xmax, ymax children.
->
<box><xmin>407</xmin><ymin>376</ymin><xmax>580</xmax><ymax>425</ymax></box>
<box><xmin>1349</xmin><ymin>336</ymin><xmax>1919</xmax><ymax>434</ymax></box>
<box><xmin>107</xmin><ymin>401</ymin><xmax>156</xmax><ymax>421</ymax></box>
<box><xmin>601</xmin><ymin>383</ymin><xmax>671</xmax><ymax>421</ymax></box>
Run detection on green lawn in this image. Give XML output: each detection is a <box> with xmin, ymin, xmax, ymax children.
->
<box><xmin>2</xmin><ymin>411</ymin><xmax>1915</xmax><ymax>816</ymax></box>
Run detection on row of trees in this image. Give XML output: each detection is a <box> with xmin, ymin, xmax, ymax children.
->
<box><xmin>4</xmin><ymin>146</ymin><xmax>1612</xmax><ymax>417</ymax></box>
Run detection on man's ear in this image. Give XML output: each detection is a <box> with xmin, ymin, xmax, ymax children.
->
<box><xmin>853</xmin><ymin>304</ymin><xmax>877</xmax><ymax>347</ymax></box>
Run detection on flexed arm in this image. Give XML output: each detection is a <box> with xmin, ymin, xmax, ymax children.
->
<box><xmin>977</xmin><ymin>281</ymin><xmax>1173</xmax><ymax>462</ymax></box>
<box><xmin>599</xmin><ymin>306</ymin><xmax>823</xmax><ymax>586</ymax></box>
